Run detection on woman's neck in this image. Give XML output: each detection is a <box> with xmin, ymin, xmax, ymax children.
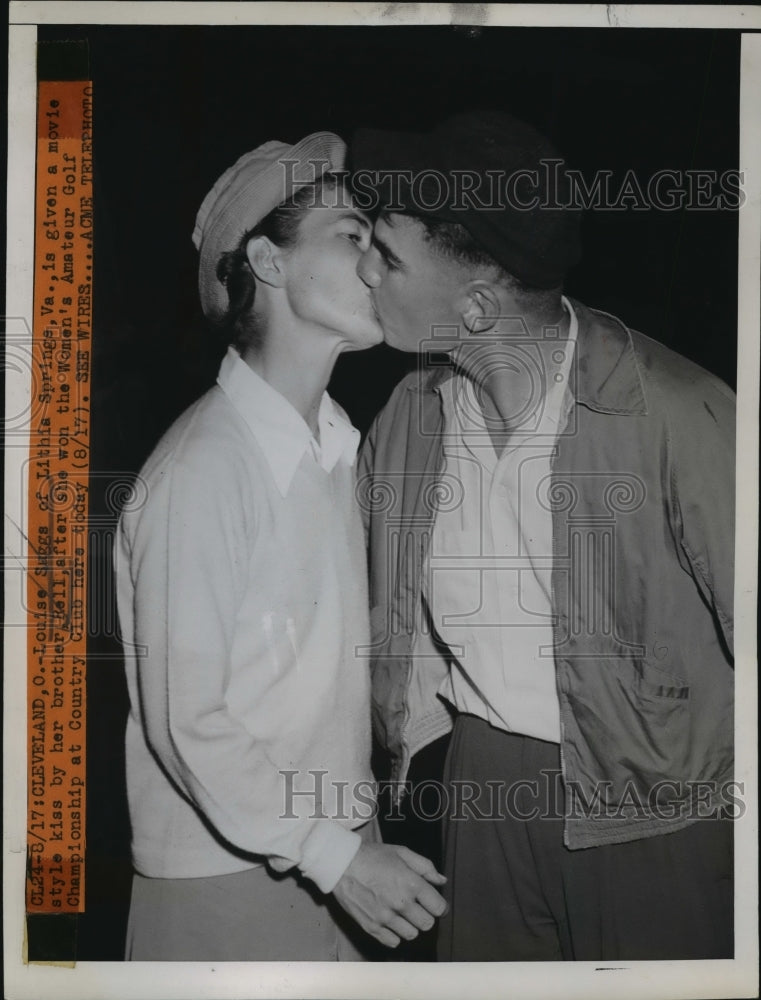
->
<box><xmin>240</xmin><ymin>333</ymin><xmax>342</xmax><ymax>437</ymax></box>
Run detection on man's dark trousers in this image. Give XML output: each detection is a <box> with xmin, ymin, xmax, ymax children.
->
<box><xmin>437</xmin><ymin>714</ymin><xmax>733</xmax><ymax>961</ymax></box>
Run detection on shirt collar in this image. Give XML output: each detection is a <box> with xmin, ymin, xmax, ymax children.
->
<box><xmin>217</xmin><ymin>347</ymin><xmax>360</xmax><ymax>497</ymax></box>
<box><xmin>561</xmin><ymin>294</ymin><xmax>579</xmax><ymax>348</ymax></box>
<box><xmin>543</xmin><ymin>294</ymin><xmax>578</xmax><ymax>434</ymax></box>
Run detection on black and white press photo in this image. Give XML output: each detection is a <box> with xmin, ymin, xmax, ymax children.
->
<box><xmin>4</xmin><ymin>4</ymin><xmax>759</xmax><ymax>1000</ymax></box>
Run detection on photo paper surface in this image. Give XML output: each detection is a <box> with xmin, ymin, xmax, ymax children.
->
<box><xmin>4</xmin><ymin>4</ymin><xmax>759</xmax><ymax>998</ymax></box>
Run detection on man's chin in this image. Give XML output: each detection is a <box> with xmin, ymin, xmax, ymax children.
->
<box><xmin>382</xmin><ymin>329</ymin><xmax>430</xmax><ymax>354</ymax></box>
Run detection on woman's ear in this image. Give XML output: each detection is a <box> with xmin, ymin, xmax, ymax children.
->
<box><xmin>245</xmin><ymin>235</ymin><xmax>287</xmax><ymax>287</ymax></box>
<box><xmin>459</xmin><ymin>280</ymin><xmax>501</xmax><ymax>335</ymax></box>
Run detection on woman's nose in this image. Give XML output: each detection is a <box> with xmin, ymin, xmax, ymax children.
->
<box><xmin>357</xmin><ymin>249</ymin><xmax>382</xmax><ymax>288</ymax></box>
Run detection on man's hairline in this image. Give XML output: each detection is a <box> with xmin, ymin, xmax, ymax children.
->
<box><xmin>378</xmin><ymin>208</ymin><xmax>565</xmax><ymax>303</ymax></box>
<box><xmin>377</xmin><ymin>208</ymin><xmax>509</xmax><ymax>284</ymax></box>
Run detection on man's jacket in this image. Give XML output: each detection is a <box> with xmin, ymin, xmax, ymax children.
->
<box><xmin>358</xmin><ymin>300</ymin><xmax>735</xmax><ymax>849</ymax></box>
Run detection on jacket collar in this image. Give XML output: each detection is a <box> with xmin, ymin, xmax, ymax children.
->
<box><xmin>566</xmin><ymin>299</ymin><xmax>647</xmax><ymax>415</ymax></box>
<box><xmin>407</xmin><ymin>298</ymin><xmax>648</xmax><ymax>417</ymax></box>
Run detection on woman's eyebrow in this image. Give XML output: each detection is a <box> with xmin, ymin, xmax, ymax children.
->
<box><xmin>335</xmin><ymin>210</ymin><xmax>371</xmax><ymax>229</ymax></box>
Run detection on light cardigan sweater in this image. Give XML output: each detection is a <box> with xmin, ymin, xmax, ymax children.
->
<box><xmin>116</xmin><ymin>348</ymin><xmax>374</xmax><ymax>893</ymax></box>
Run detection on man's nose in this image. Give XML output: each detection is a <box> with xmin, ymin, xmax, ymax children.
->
<box><xmin>357</xmin><ymin>249</ymin><xmax>382</xmax><ymax>288</ymax></box>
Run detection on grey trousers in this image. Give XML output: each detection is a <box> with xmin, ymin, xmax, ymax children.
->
<box><xmin>438</xmin><ymin>714</ymin><xmax>734</xmax><ymax>961</ymax></box>
<box><xmin>126</xmin><ymin>822</ymin><xmax>379</xmax><ymax>962</ymax></box>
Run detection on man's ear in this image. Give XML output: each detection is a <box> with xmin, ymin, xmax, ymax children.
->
<box><xmin>245</xmin><ymin>235</ymin><xmax>287</xmax><ymax>287</ymax></box>
<box><xmin>459</xmin><ymin>280</ymin><xmax>501</xmax><ymax>335</ymax></box>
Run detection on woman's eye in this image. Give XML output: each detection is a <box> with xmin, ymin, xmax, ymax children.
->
<box><xmin>344</xmin><ymin>232</ymin><xmax>363</xmax><ymax>244</ymax></box>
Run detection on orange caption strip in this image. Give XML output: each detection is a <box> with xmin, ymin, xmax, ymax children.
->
<box><xmin>27</xmin><ymin>80</ymin><xmax>93</xmax><ymax>914</ymax></box>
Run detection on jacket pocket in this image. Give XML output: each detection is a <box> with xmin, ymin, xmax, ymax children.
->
<box><xmin>614</xmin><ymin>659</ymin><xmax>690</xmax><ymax>785</ymax></box>
<box><xmin>563</xmin><ymin>657</ymin><xmax>691</xmax><ymax>808</ymax></box>
<box><xmin>629</xmin><ymin>659</ymin><xmax>690</xmax><ymax>702</ymax></box>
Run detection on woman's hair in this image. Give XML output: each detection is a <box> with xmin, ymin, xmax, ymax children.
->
<box><xmin>215</xmin><ymin>173</ymin><xmax>342</xmax><ymax>352</ymax></box>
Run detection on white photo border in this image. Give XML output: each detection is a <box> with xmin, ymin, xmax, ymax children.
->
<box><xmin>4</xmin><ymin>4</ymin><xmax>759</xmax><ymax>999</ymax></box>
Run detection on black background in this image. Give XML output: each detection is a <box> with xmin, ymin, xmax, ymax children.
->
<box><xmin>30</xmin><ymin>22</ymin><xmax>741</xmax><ymax>961</ymax></box>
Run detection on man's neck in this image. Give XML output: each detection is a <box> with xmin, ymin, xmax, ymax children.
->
<box><xmin>470</xmin><ymin>303</ymin><xmax>571</xmax><ymax>456</ymax></box>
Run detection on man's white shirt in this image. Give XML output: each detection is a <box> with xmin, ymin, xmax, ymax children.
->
<box><xmin>413</xmin><ymin>298</ymin><xmax>579</xmax><ymax>746</ymax></box>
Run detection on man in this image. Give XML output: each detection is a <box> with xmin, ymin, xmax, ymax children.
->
<box><xmin>351</xmin><ymin>111</ymin><xmax>736</xmax><ymax>961</ymax></box>
<box><xmin>115</xmin><ymin>132</ymin><xmax>446</xmax><ymax>961</ymax></box>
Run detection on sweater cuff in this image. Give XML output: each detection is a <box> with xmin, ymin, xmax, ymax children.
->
<box><xmin>298</xmin><ymin>821</ymin><xmax>363</xmax><ymax>894</ymax></box>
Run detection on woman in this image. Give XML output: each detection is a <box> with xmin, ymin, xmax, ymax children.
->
<box><xmin>115</xmin><ymin>133</ymin><xmax>446</xmax><ymax>961</ymax></box>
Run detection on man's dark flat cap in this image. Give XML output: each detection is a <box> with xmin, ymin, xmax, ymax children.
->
<box><xmin>351</xmin><ymin>110</ymin><xmax>581</xmax><ymax>288</ymax></box>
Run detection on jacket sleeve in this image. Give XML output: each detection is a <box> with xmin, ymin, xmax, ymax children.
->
<box><xmin>119</xmin><ymin>444</ymin><xmax>361</xmax><ymax>893</ymax></box>
<box><xmin>669</xmin><ymin>376</ymin><xmax>736</xmax><ymax>657</ymax></box>
<box><xmin>356</xmin><ymin>415</ymin><xmax>379</xmax><ymax>542</ymax></box>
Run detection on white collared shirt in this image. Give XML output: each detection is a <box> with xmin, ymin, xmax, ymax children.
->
<box><xmin>216</xmin><ymin>347</ymin><xmax>360</xmax><ymax>495</ymax></box>
<box><xmin>416</xmin><ymin>298</ymin><xmax>579</xmax><ymax>744</ymax></box>
<box><xmin>116</xmin><ymin>348</ymin><xmax>372</xmax><ymax>892</ymax></box>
